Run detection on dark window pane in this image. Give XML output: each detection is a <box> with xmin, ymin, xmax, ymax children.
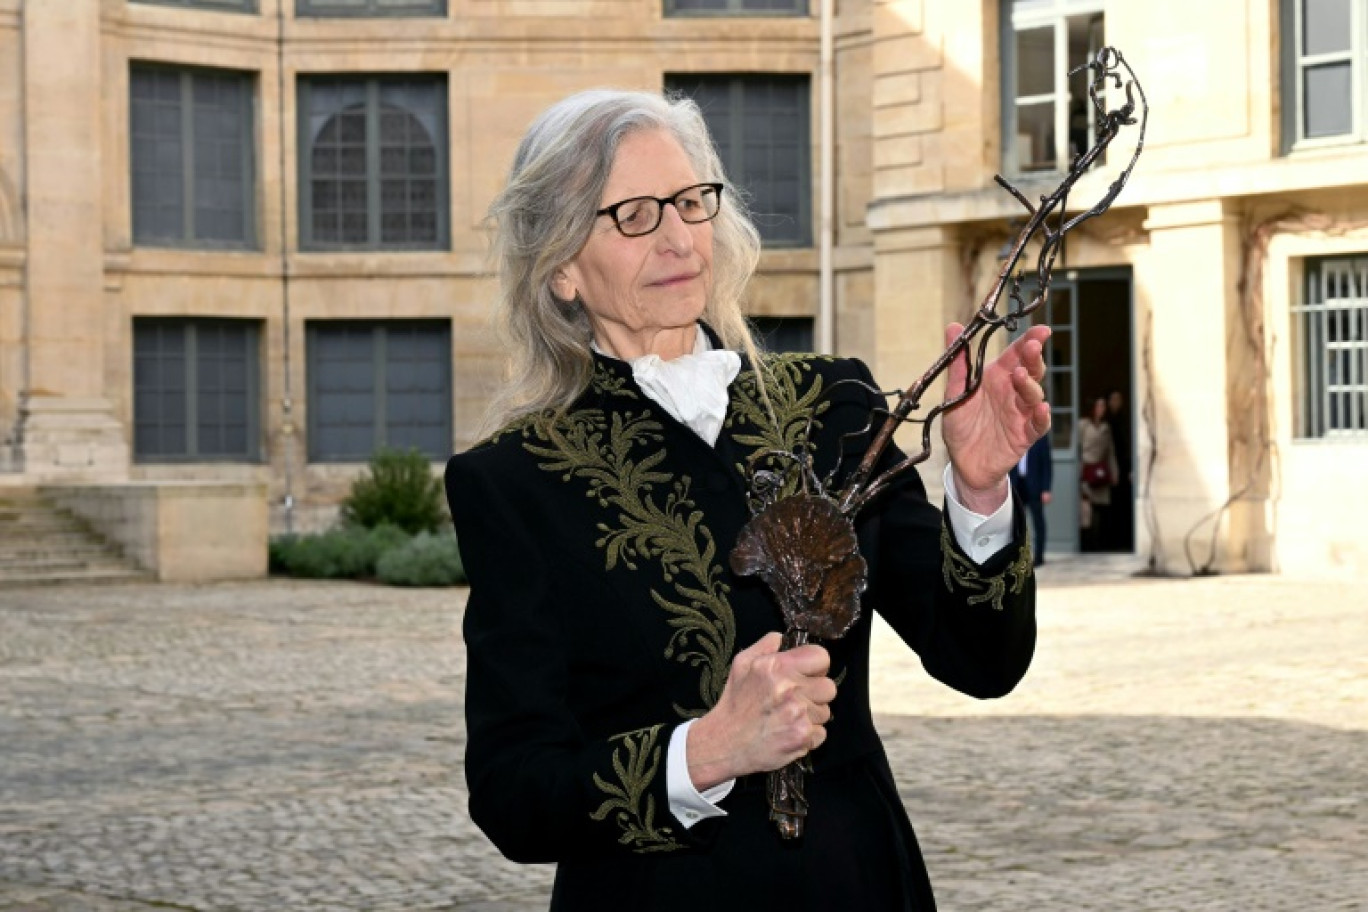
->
<box><xmin>1304</xmin><ymin>0</ymin><xmax>1352</xmax><ymax>56</ymax></box>
<box><xmin>1016</xmin><ymin>26</ymin><xmax>1055</xmax><ymax>98</ymax></box>
<box><xmin>751</xmin><ymin>316</ymin><xmax>814</xmax><ymax>353</ymax></box>
<box><xmin>1305</xmin><ymin>61</ymin><xmax>1354</xmax><ymax>137</ymax></box>
<box><xmin>1016</xmin><ymin>100</ymin><xmax>1056</xmax><ymax>171</ymax></box>
<box><xmin>298</xmin><ymin>0</ymin><xmax>445</xmax><ymax>16</ymax></box>
<box><xmin>130</xmin><ymin>0</ymin><xmax>257</xmax><ymax>11</ymax></box>
<box><xmin>666</xmin><ymin>73</ymin><xmax>810</xmax><ymax>246</ymax></box>
<box><xmin>134</xmin><ymin>318</ymin><xmax>257</xmax><ymax>461</ymax></box>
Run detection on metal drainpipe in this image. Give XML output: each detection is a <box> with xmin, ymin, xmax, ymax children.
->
<box><xmin>818</xmin><ymin>0</ymin><xmax>835</xmax><ymax>355</ymax></box>
<box><xmin>276</xmin><ymin>0</ymin><xmax>296</xmax><ymax>534</ymax></box>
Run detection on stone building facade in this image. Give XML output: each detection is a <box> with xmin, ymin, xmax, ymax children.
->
<box><xmin>1</xmin><ymin>0</ymin><xmax>1365</xmax><ymax>578</ymax></box>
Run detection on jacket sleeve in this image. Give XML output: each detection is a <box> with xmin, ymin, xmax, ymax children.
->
<box><xmin>848</xmin><ymin>359</ymin><xmax>1038</xmax><ymax>700</ymax></box>
<box><xmin>447</xmin><ymin>450</ymin><xmax>698</xmax><ymax>864</ymax></box>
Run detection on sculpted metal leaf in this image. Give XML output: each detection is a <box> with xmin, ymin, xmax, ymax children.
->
<box><xmin>730</xmin><ymin>495</ymin><xmax>866</xmax><ymax>640</ymax></box>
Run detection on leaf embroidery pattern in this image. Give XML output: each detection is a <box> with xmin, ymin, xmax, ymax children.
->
<box><xmin>727</xmin><ymin>354</ymin><xmax>835</xmax><ymax>497</ymax></box>
<box><xmin>521</xmin><ymin>408</ymin><xmax>736</xmax><ymax>716</ymax></box>
<box><xmin>939</xmin><ymin>525</ymin><xmax>1034</xmax><ymax>612</ymax></box>
<box><xmin>590</xmin><ymin>725</ymin><xmax>683</xmax><ymax>853</ymax></box>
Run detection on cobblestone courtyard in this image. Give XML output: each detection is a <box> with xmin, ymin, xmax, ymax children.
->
<box><xmin>1</xmin><ymin>564</ymin><xmax>1365</xmax><ymax>911</ymax></box>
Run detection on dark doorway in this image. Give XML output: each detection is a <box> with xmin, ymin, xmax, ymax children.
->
<box><xmin>1018</xmin><ymin>268</ymin><xmax>1134</xmax><ymax>556</ymax></box>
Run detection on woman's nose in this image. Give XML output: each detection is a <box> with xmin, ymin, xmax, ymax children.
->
<box><xmin>655</xmin><ymin>202</ymin><xmax>695</xmax><ymax>255</ymax></box>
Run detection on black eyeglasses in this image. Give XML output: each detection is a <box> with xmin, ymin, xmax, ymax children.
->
<box><xmin>595</xmin><ymin>183</ymin><xmax>725</xmax><ymax>238</ymax></box>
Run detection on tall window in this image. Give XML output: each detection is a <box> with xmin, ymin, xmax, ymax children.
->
<box><xmin>1001</xmin><ymin>0</ymin><xmax>1104</xmax><ymax>174</ymax></box>
<box><xmin>666</xmin><ymin>74</ymin><xmax>811</xmax><ymax>247</ymax></box>
<box><xmin>297</xmin><ymin>0</ymin><xmax>445</xmax><ymax>15</ymax></box>
<box><xmin>1283</xmin><ymin>0</ymin><xmax>1365</xmax><ymax>149</ymax></box>
<box><xmin>306</xmin><ymin>321</ymin><xmax>451</xmax><ymax>462</ymax></box>
<box><xmin>133</xmin><ymin>319</ymin><xmax>261</xmax><ymax>462</ymax></box>
<box><xmin>131</xmin><ymin>0</ymin><xmax>257</xmax><ymax>11</ymax></box>
<box><xmin>130</xmin><ymin>63</ymin><xmax>256</xmax><ymax>248</ymax></box>
<box><xmin>665</xmin><ymin>0</ymin><xmax>806</xmax><ymax>14</ymax></box>
<box><xmin>1294</xmin><ymin>257</ymin><xmax>1368</xmax><ymax>438</ymax></box>
<box><xmin>298</xmin><ymin>75</ymin><xmax>449</xmax><ymax>251</ymax></box>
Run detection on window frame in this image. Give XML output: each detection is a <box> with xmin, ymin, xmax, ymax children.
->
<box><xmin>132</xmin><ymin>318</ymin><xmax>263</xmax><ymax>464</ymax></box>
<box><xmin>129</xmin><ymin>62</ymin><xmax>258</xmax><ymax>250</ymax></box>
<box><xmin>999</xmin><ymin>0</ymin><xmax>1105</xmax><ymax>177</ymax></box>
<box><xmin>129</xmin><ymin>0</ymin><xmax>258</xmax><ymax>13</ymax></box>
<box><xmin>296</xmin><ymin>0</ymin><xmax>447</xmax><ymax>17</ymax></box>
<box><xmin>665</xmin><ymin>72</ymin><xmax>813</xmax><ymax>248</ymax></box>
<box><xmin>1293</xmin><ymin>255</ymin><xmax>1368</xmax><ymax>439</ymax></box>
<box><xmin>663</xmin><ymin>0</ymin><xmax>807</xmax><ymax>16</ymax></box>
<box><xmin>1282</xmin><ymin>0</ymin><xmax>1367</xmax><ymax>152</ymax></box>
<box><xmin>305</xmin><ymin>320</ymin><xmax>453</xmax><ymax>463</ymax></box>
<box><xmin>297</xmin><ymin>74</ymin><xmax>451</xmax><ymax>252</ymax></box>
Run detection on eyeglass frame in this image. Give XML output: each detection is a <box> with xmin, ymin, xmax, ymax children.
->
<box><xmin>594</xmin><ymin>182</ymin><xmax>725</xmax><ymax>238</ymax></box>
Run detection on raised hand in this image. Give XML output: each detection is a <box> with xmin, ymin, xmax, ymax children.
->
<box><xmin>941</xmin><ymin>322</ymin><xmax>1052</xmax><ymax>511</ymax></box>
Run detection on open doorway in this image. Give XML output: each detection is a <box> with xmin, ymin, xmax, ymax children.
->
<box><xmin>1020</xmin><ymin>268</ymin><xmax>1133</xmax><ymax>556</ymax></box>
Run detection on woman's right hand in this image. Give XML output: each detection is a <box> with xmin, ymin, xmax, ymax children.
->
<box><xmin>685</xmin><ymin>631</ymin><xmax>837</xmax><ymax>791</ymax></box>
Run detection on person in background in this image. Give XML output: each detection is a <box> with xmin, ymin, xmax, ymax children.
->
<box><xmin>1105</xmin><ymin>389</ymin><xmax>1133</xmax><ymax>552</ymax></box>
<box><xmin>1078</xmin><ymin>396</ymin><xmax>1119</xmax><ymax>552</ymax></box>
<box><xmin>1009</xmin><ymin>432</ymin><xmax>1053</xmax><ymax>566</ymax></box>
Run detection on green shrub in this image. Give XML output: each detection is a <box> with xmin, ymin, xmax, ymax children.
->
<box><xmin>271</xmin><ymin>524</ymin><xmax>410</xmax><ymax>580</ymax></box>
<box><xmin>340</xmin><ymin>447</ymin><xmax>446</xmax><ymax>535</ymax></box>
<box><xmin>376</xmin><ymin>531</ymin><xmax>466</xmax><ymax>587</ymax></box>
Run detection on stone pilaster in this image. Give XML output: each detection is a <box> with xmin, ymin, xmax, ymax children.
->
<box><xmin>16</xmin><ymin>0</ymin><xmax>126</xmax><ymax>479</ymax></box>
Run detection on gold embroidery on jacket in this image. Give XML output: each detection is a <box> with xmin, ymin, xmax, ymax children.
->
<box><xmin>522</xmin><ymin>409</ymin><xmax>736</xmax><ymax>716</ymax></box>
<box><xmin>939</xmin><ymin>525</ymin><xmax>1033</xmax><ymax>611</ymax></box>
<box><xmin>590</xmin><ymin>724</ymin><xmax>684</xmax><ymax>853</ymax></box>
<box><xmin>728</xmin><ymin>354</ymin><xmax>833</xmax><ymax>497</ymax></box>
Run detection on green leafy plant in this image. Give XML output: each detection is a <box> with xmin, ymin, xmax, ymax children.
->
<box><xmin>270</xmin><ymin>524</ymin><xmax>410</xmax><ymax>580</ymax></box>
<box><xmin>376</xmin><ymin>531</ymin><xmax>466</xmax><ymax>587</ymax></box>
<box><xmin>340</xmin><ymin>447</ymin><xmax>447</xmax><ymax>535</ymax></box>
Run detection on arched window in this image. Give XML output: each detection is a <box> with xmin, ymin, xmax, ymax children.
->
<box><xmin>299</xmin><ymin>76</ymin><xmax>448</xmax><ymax>251</ymax></box>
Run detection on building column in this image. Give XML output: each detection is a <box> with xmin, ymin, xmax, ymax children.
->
<box><xmin>17</xmin><ymin>0</ymin><xmax>126</xmax><ymax>480</ymax></box>
<box><xmin>1136</xmin><ymin>199</ymin><xmax>1259</xmax><ymax>573</ymax></box>
<box><xmin>869</xmin><ymin>224</ymin><xmax>964</xmax><ymax>503</ymax></box>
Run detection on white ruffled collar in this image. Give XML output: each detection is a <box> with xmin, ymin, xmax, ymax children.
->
<box><xmin>591</xmin><ymin>326</ymin><xmax>741</xmax><ymax>446</ymax></box>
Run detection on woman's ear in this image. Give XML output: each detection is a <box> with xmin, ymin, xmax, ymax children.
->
<box><xmin>551</xmin><ymin>267</ymin><xmax>577</xmax><ymax>304</ymax></box>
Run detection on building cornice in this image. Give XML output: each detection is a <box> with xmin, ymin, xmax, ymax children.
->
<box><xmin>868</xmin><ymin>147</ymin><xmax>1368</xmax><ymax>231</ymax></box>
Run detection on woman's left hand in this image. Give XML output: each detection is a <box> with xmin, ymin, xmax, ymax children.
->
<box><xmin>941</xmin><ymin>322</ymin><xmax>1052</xmax><ymax>511</ymax></box>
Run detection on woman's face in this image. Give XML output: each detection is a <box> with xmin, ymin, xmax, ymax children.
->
<box><xmin>1092</xmin><ymin>398</ymin><xmax>1107</xmax><ymax>421</ymax></box>
<box><xmin>552</xmin><ymin>129</ymin><xmax>714</xmax><ymax>361</ymax></box>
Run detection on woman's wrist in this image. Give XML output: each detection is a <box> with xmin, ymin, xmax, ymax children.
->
<box><xmin>685</xmin><ymin>712</ymin><xmax>739</xmax><ymax>791</ymax></box>
<box><xmin>951</xmin><ymin>469</ymin><xmax>1010</xmax><ymax>515</ymax></box>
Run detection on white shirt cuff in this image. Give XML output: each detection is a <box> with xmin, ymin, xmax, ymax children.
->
<box><xmin>666</xmin><ymin>719</ymin><xmax>734</xmax><ymax>829</ymax></box>
<box><xmin>942</xmin><ymin>464</ymin><xmax>1015</xmax><ymax>564</ymax></box>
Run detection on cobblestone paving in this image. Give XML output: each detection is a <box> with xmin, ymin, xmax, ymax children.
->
<box><xmin>1</xmin><ymin>562</ymin><xmax>1365</xmax><ymax>911</ymax></box>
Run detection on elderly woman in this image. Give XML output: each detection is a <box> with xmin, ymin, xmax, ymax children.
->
<box><xmin>445</xmin><ymin>89</ymin><xmax>1051</xmax><ymax>911</ymax></box>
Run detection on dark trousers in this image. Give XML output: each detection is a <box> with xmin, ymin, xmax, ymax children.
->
<box><xmin>1025</xmin><ymin>496</ymin><xmax>1047</xmax><ymax>565</ymax></box>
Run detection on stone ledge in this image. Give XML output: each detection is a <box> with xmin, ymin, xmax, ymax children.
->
<box><xmin>40</xmin><ymin>481</ymin><xmax>268</xmax><ymax>582</ymax></box>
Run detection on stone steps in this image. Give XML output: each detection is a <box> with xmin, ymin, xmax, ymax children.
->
<box><xmin>0</xmin><ymin>491</ymin><xmax>149</xmax><ymax>586</ymax></box>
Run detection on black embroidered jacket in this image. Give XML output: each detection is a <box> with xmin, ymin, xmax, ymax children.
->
<box><xmin>445</xmin><ymin>347</ymin><xmax>1036</xmax><ymax>911</ymax></box>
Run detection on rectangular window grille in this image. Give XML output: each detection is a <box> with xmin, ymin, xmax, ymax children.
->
<box><xmin>131</xmin><ymin>63</ymin><xmax>256</xmax><ymax>248</ymax></box>
<box><xmin>133</xmin><ymin>318</ymin><xmax>261</xmax><ymax>462</ymax></box>
<box><xmin>306</xmin><ymin>321</ymin><xmax>452</xmax><ymax>461</ymax></box>
<box><xmin>298</xmin><ymin>0</ymin><xmax>445</xmax><ymax>15</ymax></box>
<box><xmin>665</xmin><ymin>73</ymin><xmax>811</xmax><ymax>247</ymax></box>
<box><xmin>130</xmin><ymin>0</ymin><xmax>257</xmax><ymax>12</ymax></box>
<box><xmin>1001</xmin><ymin>0</ymin><xmax>1105</xmax><ymax>174</ymax></box>
<box><xmin>665</xmin><ymin>0</ymin><xmax>807</xmax><ymax>15</ymax></box>
<box><xmin>1295</xmin><ymin>257</ymin><xmax>1368</xmax><ymax>437</ymax></box>
<box><xmin>299</xmin><ymin>75</ymin><xmax>449</xmax><ymax>250</ymax></box>
<box><xmin>1283</xmin><ymin>0</ymin><xmax>1364</xmax><ymax>150</ymax></box>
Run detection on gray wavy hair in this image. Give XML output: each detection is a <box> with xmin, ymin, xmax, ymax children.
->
<box><xmin>482</xmin><ymin>88</ymin><xmax>766</xmax><ymax>434</ymax></box>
